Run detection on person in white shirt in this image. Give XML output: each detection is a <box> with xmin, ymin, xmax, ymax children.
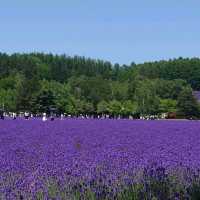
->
<box><xmin>42</xmin><ymin>113</ymin><xmax>47</xmax><ymax>121</ymax></box>
<box><xmin>24</xmin><ymin>112</ymin><xmax>29</xmax><ymax>120</ymax></box>
<box><xmin>61</xmin><ymin>114</ymin><xmax>64</xmax><ymax>120</ymax></box>
<box><xmin>12</xmin><ymin>112</ymin><xmax>17</xmax><ymax>120</ymax></box>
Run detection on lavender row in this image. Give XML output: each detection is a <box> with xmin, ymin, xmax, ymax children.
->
<box><xmin>0</xmin><ymin>119</ymin><xmax>200</xmax><ymax>199</ymax></box>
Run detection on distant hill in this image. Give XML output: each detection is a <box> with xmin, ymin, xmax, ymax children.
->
<box><xmin>0</xmin><ymin>53</ymin><xmax>200</xmax><ymax>118</ymax></box>
<box><xmin>0</xmin><ymin>53</ymin><xmax>200</xmax><ymax>89</ymax></box>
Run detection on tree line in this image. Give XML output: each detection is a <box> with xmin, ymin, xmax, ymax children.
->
<box><xmin>0</xmin><ymin>53</ymin><xmax>200</xmax><ymax>118</ymax></box>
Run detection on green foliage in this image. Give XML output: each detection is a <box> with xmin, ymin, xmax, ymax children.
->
<box><xmin>177</xmin><ymin>87</ymin><xmax>200</xmax><ymax>118</ymax></box>
<box><xmin>189</xmin><ymin>183</ymin><xmax>200</xmax><ymax>200</ymax></box>
<box><xmin>154</xmin><ymin>79</ymin><xmax>187</xmax><ymax>99</ymax></box>
<box><xmin>97</xmin><ymin>101</ymin><xmax>109</xmax><ymax>114</ymax></box>
<box><xmin>136</xmin><ymin>57</ymin><xmax>200</xmax><ymax>90</ymax></box>
<box><xmin>117</xmin><ymin>183</ymin><xmax>144</xmax><ymax>200</ymax></box>
<box><xmin>0</xmin><ymin>89</ymin><xmax>16</xmax><ymax>111</ymax></box>
<box><xmin>0</xmin><ymin>52</ymin><xmax>199</xmax><ymax>118</ymax></box>
<box><xmin>36</xmin><ymin>190</ymin><xmax>45</xmax><ymax>200</ymax></box>
<box><xmin>0</xmin><ymin>76</ymin><xmax>16</xmax><ymax>90</ymax></box>
<box><xmin>15</xmin><ymin>73</ymin><xmax>40</xmax><ymax>112</ymax></box>
<box><xmin>34</xmin><ymin>89</ymin><xmax>56</xmax><ymax>114</ymax></box>
<box><xmin>159</xmin><ymin>99</ymin><xmax>177</xmax><ymax>113</ymax></box>
<box><xmin>108</xmin><ymin>100</ymin><xmax>122</xmax><ymax>116</ymax></box>
<box><xmin>135</xmin><ymin>80</ymin><xmax>160</xmax><ymax>115</ymax></box>
<box><xmin>69</xmin><ymin>76</ymin><xmax>112</xmax><ymax>106</ymax></box>
<box><xmin>121</xmin><ymin>100</ymin><xmax>138</xmax><ymax>116</ymax></box>
<box><xmin>110</xmin><ymin>81</ymin><xmax>129</xmax><ymax>101</ymax></box>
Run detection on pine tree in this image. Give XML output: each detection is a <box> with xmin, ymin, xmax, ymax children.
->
<box><xmin>177</xmin><ymin>87</ymin><xmax>200</xmax><ymax>119</ymax></box>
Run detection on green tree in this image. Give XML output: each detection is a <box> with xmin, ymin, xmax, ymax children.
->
<box><xmin>135</xmin><ymin>80</ymin><xmax>160</xmax><ymax>115</ymax></box>
<box><xmin>15</xmin><ymin>57</ymin><xmax>41</xmax><ymax>112</ymax></box>
<box><xmin>121</xmin><ymin>100</ymin><xmax>138</xmax><ymax>116</ymax></box>
<box><xmin>37</xmin><ymin>80</ymin><xmax>72</xmax><ymax>114</ymax></box>
<box><xmin>177</xmin><ymin>87</ymin><xmax>200</xmax><ymax>118</ymax></box>
<box><xmin>34</xmin><ymin>90</ymin><xmax>56</xmax><ymax>114</ymax></box>
<box><xmin>97</xmin><ymin>101</ymin><xmax>109</xmax><ymax>114</ymax></box>
<box><xmin>83</xmin><ymin>101</ymin><xmax>94</xmax><ymax>114</ymax></box>
<box><xmin>108</xmin><ymin>100</ymin><xmax>122</xmax><ymax>116</ymax></box>
<box><xmin>110</xmin><ymin>81</ymin><xmax>129</xmax><ymax>101</ymax></box>
<box><xmin>159</xmin><ymin>99</ymin><xmax>177</xmax><ymax>113</ymax></box>
<box><xmin>0</xmin><ymin>89</ymin><xmax>16</xmax><ymax>111</ymax></box>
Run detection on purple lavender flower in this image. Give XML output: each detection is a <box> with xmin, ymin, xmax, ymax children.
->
<box><xmin>0</xmin><ymin>119</ymin><xmax>200</xmax><ymax>198</ymax></box>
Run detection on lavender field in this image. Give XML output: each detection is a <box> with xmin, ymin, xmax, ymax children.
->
<box><xmin>1</xmin><ymin>119</ymin><xmax>200</xmax><ymax>199</ymax></box>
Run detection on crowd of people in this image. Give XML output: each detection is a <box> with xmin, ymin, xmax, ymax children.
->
<box><xmin>0</xmin><ymin>110</ymin><xmax>143</xmax><ymax>121</ymax></box>
<box><xmin>0</xmin><ymin>108</ymin><xmax>169</xmax><ymax>121</ymax></box>
<box><xmin>0</xmin><ymin>111</ymin><xmax>63</xmax><ymax>121</ymax></box>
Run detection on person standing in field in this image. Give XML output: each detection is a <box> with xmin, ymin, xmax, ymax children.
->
<box><xmin>42</xmin><ymin>113</ymin><xmax>47</xmax><ymax>121</ymax></box>
<box><xmin>12</xmin><ymin>112</ymin><xmax>17</xmax><ymax>120</ymax></box>
<box><xmin>61</xmin><ymin>114</ymin><xmax>64</xmax><ymax>120</ymax></box>
<box><xmin>0</xmin><ymin>109</ymin><xmax>4</xmax><ymax>120</ymax></box>
<box><xmin>24</xmin><ymin>112</ymin><xmax>29</xmax><ymax>120</ymax></box>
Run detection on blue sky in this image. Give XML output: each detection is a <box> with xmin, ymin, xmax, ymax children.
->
<box><xmin>0</xmin><ymin>0</ymin><xmax>200</xmax><ymax>64</ymax></box>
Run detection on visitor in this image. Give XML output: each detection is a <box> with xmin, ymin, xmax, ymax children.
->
<box><xmin>50</xmin><ymin>114</ymin><xmax>54</xmax><ymax>121</ymax></box>
<box><xmin>12</xmin><ymin>112</ymin><xmax>17</xmax><ymax>120</ymax></box>
<box><xmin>24</xmin><ymin>112</ymin><xmax>29</xmax><ymax>120</ymax></box>
<box><xmin>61</xmin><ymin>114</ymin><xmax>64</xmax><ymax>120</ymax></box>
<box><xmin>42</xmin><ymin>113</ymin><xmax>47</xmax><ymax>121</ymax></box>
<box><xmin>0</xmin><ymin>109</ymin><xmax>4</xmax><ymax>120</ymax></box>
